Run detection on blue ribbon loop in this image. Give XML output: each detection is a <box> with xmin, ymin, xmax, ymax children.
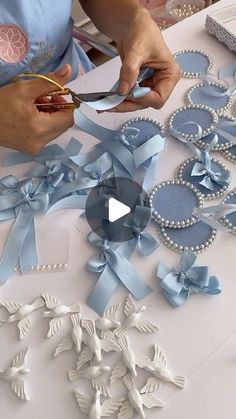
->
<box><xmin>157</xmin><ymin>250</ymin><xmax>221</xmax><ymax>307</ymax></box>
<box><xmin>86</xmin><ymin>231</ymin><xmax>153</xmax><ymax>315</ymax></box>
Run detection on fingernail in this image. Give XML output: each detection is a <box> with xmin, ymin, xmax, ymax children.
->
<box><xmin>55</xmin><ymin>65</ymin><xmax>68</xmax><ymax>77</ymax></box>
<box><xmin>118</xmin><ymin>81</ymin><xmax>130</xmax><ymax>95</ymax></box>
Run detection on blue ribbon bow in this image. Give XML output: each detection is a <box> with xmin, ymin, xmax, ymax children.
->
<box><xmin>0</xmin><ymin>177</ymin><xmax>49</xmax><ymax>284</ymax></box>
<box><xmin>157</xmin><ymin>250</ymin><xmax>221</xmax><ymax>307</ymax></box>
<box><xmin>191</xmin><ymin>150</ymin><xmax>231</xmax><ymax>190</ymax></box>
<box><xmin>121</xmin><ymin>205</ymin><xmax>159</xmax><ymax>257</ymax></box>
<box><xmin>86</xmin><ymin>231</ymin><xmax>153</xmax><ymax>315</ymax></box>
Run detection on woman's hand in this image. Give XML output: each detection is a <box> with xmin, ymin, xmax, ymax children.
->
<box><xmin>0</xmin><ymin>64</ymin><xmax>74</xmax><ymax>154</ymax></box>
<box><xmin>116</xmin><ymin>9</ymin><xmax>180</xmax><ymax>112</ymax></box>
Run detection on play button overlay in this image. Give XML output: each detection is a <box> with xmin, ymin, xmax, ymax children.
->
<box><xmin>108</xmin><ymin>198</ymin><xmax>131</xmax><ymax>222</ymax></box>
<box><xmin>85</xmin><ymin>177</ymin><xmax>147</xmax><ymax>242</ymax></box>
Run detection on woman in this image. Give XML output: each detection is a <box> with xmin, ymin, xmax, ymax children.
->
<box><xmin>0</xmin><ymin>0</ymin><xmax>182</xmax><ymax>154</ymax></box>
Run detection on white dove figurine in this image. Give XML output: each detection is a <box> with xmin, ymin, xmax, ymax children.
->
<box><xmin>0</xmin><ymin>296</ymin><xmax>45</xmax><ymax>340</ymax></box>
<box><xmin>136</xmin><ymin>344</ymin><xmax>185</xmax><ymax>392</ymax></box>
<box><xmin>115</xmin><ymin>294</ymin><xmax>159</xmax><ymax>338</ymax></box>
<box><xmin>110</xmin><ymin>335</ymin><xmax>137</xmax><ymax>384</ymax></box>
<box><xmin>53</xmin><ymin>313</ymin><xmax>83</xmax><ymax>357</ymax></box>
<box><xmin>118</xmin><ymin>374</ymin><xmax>164</xmax><ymax>419</ymax></box>
<box><xmin>42</xmin><ymin>293</ymin><xmax>80</xmax><ymax>338</ymax></box>
<box><xmin>69</xmin><ymin>363</ymin><xmax>111</xmax><ymax>397</ymax></box>
<box><xmin>75</xmin><ymin>390</ymin><xmax>124</xmax><ymax>419</ymax></box>
<box><xmin>81</xmin><ymin>319</ymin><xmax>120</xmax><ymax>364</ymax></box>
<box><xmin>0</xmin><ymin>348</ymin><xmax>30</xmax><ymax>401</ymax></box>
<box><xmin>95</xmin><ymin>304</ymin><xmax>121</xmax><ymax>338</ymax></box>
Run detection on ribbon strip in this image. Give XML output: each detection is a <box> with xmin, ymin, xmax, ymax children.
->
<box><xmin>83</xmin><ymin>67</ymin><xmax>153</xmax><ymax>111</ymax></box>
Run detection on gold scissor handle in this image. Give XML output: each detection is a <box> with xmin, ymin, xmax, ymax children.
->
<box><xmin>12</xmin><ymin>72</ymin><xmax>75</xmax><ymax>110</ymax></box>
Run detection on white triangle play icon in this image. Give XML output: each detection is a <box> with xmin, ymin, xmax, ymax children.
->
<box><xmin>108</xmin><ymin>197</ymin><xmax>131</xmax><ymax>223</ymax></box>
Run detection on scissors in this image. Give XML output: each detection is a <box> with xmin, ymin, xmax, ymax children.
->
<box><xmin>13</xmin><ymin>72</ymin><xmax>126</xmax><ymax>110</ymax></box>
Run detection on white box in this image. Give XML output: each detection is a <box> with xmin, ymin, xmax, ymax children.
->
<box><xmin>206</xmin><ymin>4</ymin><xmax>236</xmax><ymax>53</ymax></box>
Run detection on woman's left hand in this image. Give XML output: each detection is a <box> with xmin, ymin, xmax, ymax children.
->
<box><xmin>115</xmin><ymin>9</ymin><xmax>180</xmax><ymax>112</ymax></box>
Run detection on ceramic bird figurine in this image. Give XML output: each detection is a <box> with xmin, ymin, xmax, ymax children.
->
<box><xmin>118</xmin><ymin>374</ymin><xmax>164</xmax><ymax>419</ymax></box>
<box><xmin>95</xmin><ymin>304</ymin><xmax>121</xmax><ymax>339</ymax></box>
<box><xmin>69</xmin><ymin>363</ymin><xmax>111</xmax><ymax>397</ymax></box>
<box><xmin>53</xmin><ymin>313</ymin><xmax>83</xmax><ymax>357</ymax></box>
<box><xmin>0</xmin><ymin>296</ymin><xmax>45</xmax><ymax>340</ymax></box>
<box><xmin>75</xmin><ymin>390</ymin><xmax>124</xmax><ymax>419</ymax></box>
<box><xmin>136</xmin><ymin>344</ymin><xmax>185</xmax><ymax>392</ymax></box>
<box><xmin>42</xmin><ymin>293</ymin><xmax>80</xmax><ymax>338</ymax></box>
<box><xmin>115</xmin><ymin>294</ymin><xmax>159</xmax><ymax>338</ymax></box>
<box><xmin>81</xmin><ymin>319</ymin><xmax>120</xmax><ymax>364</ymax></box>
<box><xmin>0</xmin><ymin>348</ymin><xmax>30</xmax><ymax>401</ymax></box>
<box><xmin>110</xmin><ymin>335</ymin><xmax>137</xmax><ymax>384</ymax></box>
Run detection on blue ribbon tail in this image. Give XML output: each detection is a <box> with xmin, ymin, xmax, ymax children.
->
<box><xmin>87</xmin><ymin>265</ymin><xmax>120</xmax><ymax>315</ymax></box>
<box><xmin>18</xmin><ymin>219</ymin><xmax>38</xmax><ymax>274</ymax></box>
<box><xmin>0</xmin><ymin>207</ymin><xmax>34</xmax><ymax>285</ymax></box>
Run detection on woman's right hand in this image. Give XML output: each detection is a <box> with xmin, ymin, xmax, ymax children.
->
<box><xmin>0</xmin><ymin>64</ymin><xmax>74</xmax><ymax>154</ymax></box>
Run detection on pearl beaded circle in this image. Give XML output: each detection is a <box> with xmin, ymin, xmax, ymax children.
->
<box><xmin>157</xmin><ymin>223</ymin><xmax>217</xmax><ymax>254</ymax></box>
<box><xmin>174</xmin><ymin>49</ymin><xmax>213</xmax><ymax>79</ymax></box>
<box><xmin>120</xmin><ymin>116</ymin><xmax>166</xmax><ymax>147</ymax></box>
<box><xmin>168</xmin><ymin>104</ymin><xmax>218</xmax><ymax>142</ymax></box>
<box><xmin>186</xmin><ymin>82</ymin><xmax>233</xmax><ymax>115</ymax></box>
<box><xmin>148</xmin><ymin>180</ymin><xmax>204</xmax><ymax>228</ymax></box>
<box><xmin>222</xmin><ymin>145</ymin><xmax>236</xmax><ymax>164</ymax></box>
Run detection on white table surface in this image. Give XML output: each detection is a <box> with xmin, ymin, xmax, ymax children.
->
<box><xmin>1</xmin><ymin>1</ymin><xmax>236</xmax><ymax>418</ymax></box>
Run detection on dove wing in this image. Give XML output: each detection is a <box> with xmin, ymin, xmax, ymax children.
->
<box><xmin>140</xmin><ymin>377</ymin><xmax>160</xmax><ymax>394</ymax></box>
<box><xmin>101</xmin><ymin>398</ymin><xmax>124</xmax><ymax>416</ymax></box>
<box><xmin>103</xmin><ymin>303</ymin><xmax>121</xmax><ymax>319</ymax></box>
<box><xmin>12</xmin><ymin>348</ymin><xmax>28</xmax><ymax>367</ymax></box>
<box><xmin>18</xmin><ymin>317</ymin><xmax>31</xmax><ymax>340</ymax></box>
<box><xmin>11</xmin><ymin>379</ymin><xmax>29</xmax><ymax>401</ymax></box>
<box><xmin>153</xmin><ymin>344</ymin><xmax>167</xmax><ymax>367</ymax></box>
<box><xmin>74</xmin><ymin>390</ymin><xmax>90</xmax><ymax>414</ymax></box>
<box><xmin>124</xmin><ymin>294</ymin><xmax>136</xmax><ymax>317</ymax></box>
<box><xmin>141</xmin><ymin>393</ymin><xmax>165</xmax><ymax>409</ymax></box>
<box><xmin>47</xmin><ymin>318</ymin><xmax>62</xmax><ymax>338</ymax></box>
<box><xmin>82</xmin><ymin>319</ymin><xmax>96</xmax><ymax>336</ymax></box>
<box><xmin>41</xmin><ymin>293</ymin><xmax>60</xmax><ymax>309</ymax></box>
<box><xmin>53</xmin><ymin>335</ymin><xmax>73</xmax><ymax>357</ymax></box>
<box><xmin>136</xmin><ymin>354</ymin><xmax>151</xmax><ymax>369</ymax></box>
<box><xmin>92</xmin><ymin>376</ymin><xmax>111</xmax><ymax>398</ymax></box>
<box><xmin>110</xmin><ymin>360</ymin><xmax>127</xmax><ymax>384</ymax></box>
<box><xmin>135</xmin><ymin>319</ymin><xmax>159</xmax><ymax>333</ymax></box>
<box><xmin>1</xmin><ymin>301</ymin><xmax>21</xmax><ymax>314</ymax></box>
<box><xmin>118</xmin><ymin>401</ymin><xmax>134</xmax><ymax>419</ymax></box>
<box><xmin>32</xmin><ymin>296</ymin><xmax>45</xmax><ymax>310</ymax></box>
<box><xmin>76</xmin><ymin>346</ymin><xmax>93</xmax><ymax>370</ymax></box>
<box><xmin>101</xmin><ymin>337</ymin><xmax>120</xmax><ymax>353</ymax></box>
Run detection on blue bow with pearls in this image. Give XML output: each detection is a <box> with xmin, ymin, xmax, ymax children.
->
<box><xmin>157</xmin><ymin>250</ymin><xmax>221</xmax><ymax>307</ymax></box>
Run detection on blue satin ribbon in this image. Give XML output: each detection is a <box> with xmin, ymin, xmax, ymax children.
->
<box><xmin>193</xmin><ymin>202</ymin><xmax>236</xmax><ymax>230</ymax></box>
<box><xmin>191</xmin><ymin>150</ymin><xmax>231</xmax><ymax>190</ymax></box>
<box><xmin>4</xmin><ymin>138</ymin><xmax>82</xmax><ymax>168</ymax></box>
<box><xmin>0</xmin><ymin>177</ymin><xmax>49</xmax><ymax>285</ymax></box>
<box><xmin>201</xmin><ymin>72</ymin><xmax>236</xmax><ymax>97</ymax></box>
<box><xmin>86</xmin><ymin>231</ymin><xmax>153</xmax><ymax>315</ymax></box>
<box><xmin>157</xmin><ymin>250</ymin><xmax>221</xmax><ymax>307</ymax></box>
<box><xmin>83</xmin><ymin>67</ymin><xmax>153</xmax><ymax>111</ymax></box>
<box><xmin>74</xmin><ymin>110</ymin><xmax>165</xmax><ymax>189</ymax></box>
<box><xmin>218</xmin><ymin>62</ymin><xmax>236</xmax><ymax>82</ymax></box>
